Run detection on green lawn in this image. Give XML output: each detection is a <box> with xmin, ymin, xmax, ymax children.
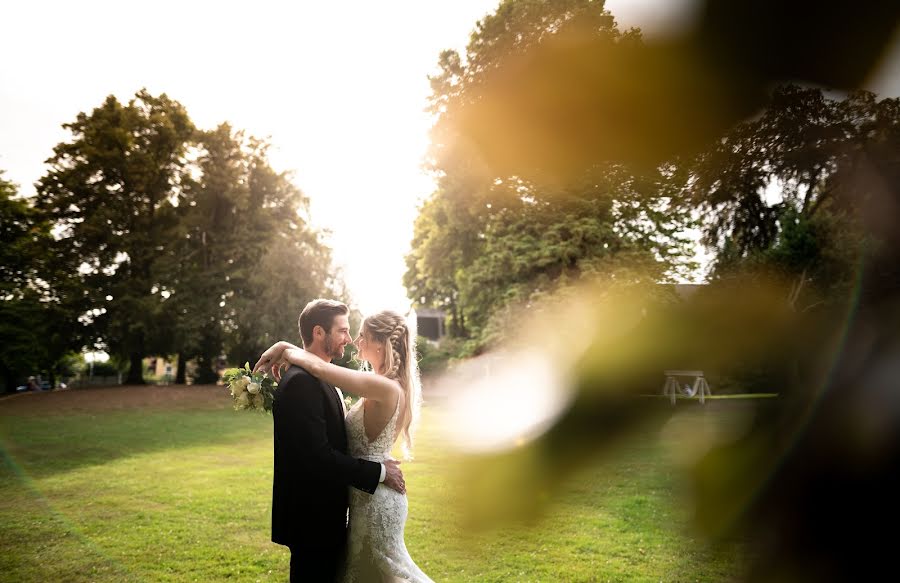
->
<box><xmin>0</xmin><ymin>387</ymin><xmax>746</xmax><ymax>582</ymax></box>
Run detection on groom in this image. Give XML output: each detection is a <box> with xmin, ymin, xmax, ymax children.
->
<box><xmin>270</xmin><ymin>299</ymin><xmax>405</xmax><ymax>582</ymax></box>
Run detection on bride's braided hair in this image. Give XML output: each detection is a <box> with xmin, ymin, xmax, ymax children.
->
<box><xmin>386</xmin><ymin>322</ymin><xmax>407</xmax><ymax>380</ymax></box>
<box><xmin>361</xmin><ymin>310</ymin><xmax>421</xmax><ymax>457</ymax></box>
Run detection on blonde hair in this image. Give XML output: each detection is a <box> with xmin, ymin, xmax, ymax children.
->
<box><xmin>361</xmin><ymin>310</ymin><xmax>421</xmax><ymax>458</ymax></box>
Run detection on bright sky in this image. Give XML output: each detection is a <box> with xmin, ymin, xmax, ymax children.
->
<box><xmin>2</xmin><ymin>1</ymin><xmax>897</xmax><ymax>316</ymax></box>
<box><xmin>0</xmin><ymin>0</ymin><xmax>502</xmax><ymax>315</ymax></box>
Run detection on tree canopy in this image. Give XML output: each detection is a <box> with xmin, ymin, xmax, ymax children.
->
<box><xmin>407</xmin><ymin>0</ymin><xmax>695</xmax><ymax>349</ymax></box>
<box><xmin>0</xmin><ymin>89</ymin><xmax>343</xmax><ymax>390</ymax></box>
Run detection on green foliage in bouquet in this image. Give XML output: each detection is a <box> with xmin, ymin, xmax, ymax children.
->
<box><xmin>223</xmin><ymin>363</ymin><xmax>276</xmax><ymax>413</ymax></box>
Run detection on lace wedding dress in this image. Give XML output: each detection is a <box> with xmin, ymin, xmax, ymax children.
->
<box><xmin>342</xmin><ymin>398</ymin><xmax>434</xmax><ymax>583</ymax></box>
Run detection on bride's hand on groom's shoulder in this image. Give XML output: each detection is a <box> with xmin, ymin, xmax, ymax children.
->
<box><xmin>253</xmin><ymin>340</ymin><xmax>291</xmax><ymax>380</ymax></box>
<box><xmin>268</xmin><ymin>361</ymin><xmax>289</xmax><ymax>382</ymax></box>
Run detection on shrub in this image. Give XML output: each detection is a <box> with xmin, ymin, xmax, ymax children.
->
<box><xmin>85</xmin><ymin>361</ymin><xmax>120</xmax><ymax>378</ymax></box>
<box><xmin>416</xmin><ymin>336</ymin><xmax>469</xmax><ymax>376</ymax></box>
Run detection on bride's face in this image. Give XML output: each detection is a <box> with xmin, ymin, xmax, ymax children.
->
<box><xmin>354</xmin><ymin>332</ymin><xmax>381</xmax><ymax>369</ymax></box>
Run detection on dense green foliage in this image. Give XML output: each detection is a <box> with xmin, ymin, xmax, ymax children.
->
<box><xmin>406</xmin><ymin>1</ymin><xmax>695</xmax><ymax>349</ymax></box>
<box><xmin>690</xmin><ymin>85</ymin><xmax>899</xmax><ymax>307</ymax></box>
<box><xmin>406</xmin><ymin>0</ymin><xmax>898</xmax><ymax>356</ymax></box>
<box><xmin>1</xmin><ymin>91</ymin><xmax>340</xmax><ymax>390</ymax></box>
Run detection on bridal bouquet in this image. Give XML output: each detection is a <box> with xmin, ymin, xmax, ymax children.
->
<box><xmin>223</xmin><ymin>363</ymin><xmax>276</xmax><ymax>413</ymax></box>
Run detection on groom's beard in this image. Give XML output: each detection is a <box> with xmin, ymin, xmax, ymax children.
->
<box><xmin>323</xmin><ymin>333</ymin><xmax>346</xmax><ymax>361</ymax></box>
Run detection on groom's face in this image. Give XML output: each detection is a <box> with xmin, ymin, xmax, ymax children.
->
<box><xmin>323</xmin><ymin>314</ymin><xmax>352</xmax><ymax>361</ymax></box>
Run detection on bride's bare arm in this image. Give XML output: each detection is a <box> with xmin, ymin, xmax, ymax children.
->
<box><xmin>282</xmin><ymin>348</ymin><xmax>401</xmax><ymax>405</ymax></box>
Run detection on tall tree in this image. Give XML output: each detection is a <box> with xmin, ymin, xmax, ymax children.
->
<box><xmin>220</xmin><ymin>152</ymin><xmax>341</xmax><ymax>367</ymax></box>
<box><xmin>426</xmin><ymin>0</ymin><xmax>640</xmax><ymax>181</ymax></box>
<box><xmin>0</xmin><ymin>172</ymin><xmax>43</xmax><ymax>391</ymax></box>
<box><xmin>404</xmin><ymin>173</ymin><xmax>487</xmax><ymax>339</ymax></box>
<box><xmin>0</xmin><ymin>172</ymin><xmax>45</xmax><ymax>295</ymax></box>
<box><xmin>163</xmin><ymin>124</ymin><xmax>340</xmax><ymax>379</ymax></box>
<box><xmin>162</xmin><ymin>124</ymin><xmax>249</xmax><ymax>384</ymax></box>
<box><xmin>433</xmin><ymin>0</ymin><xmax>899</xmax><ymax>182</ymax></box>
<box><xmin>412</xmin><ymin>2</ymin><xmax>900</xmax><ymax>580</ymax></box>
<box><xmin>689</xmin><ymin>86</ymin><xmax>899</xmax><ymax>310</ymax></box>
<box><xmin>407</xmin><ymin>0</ymin><xmax>694</xmax><ymax>348</ymax></box>
<box><xmin>0</xmin><ymin>171</ymin><xmax>84</xmax><ymax>391</ymax></box>
<box><xmin>35</xmin><ymin>90</ymin><xmax>196</xmax><ymax>384</ymax></box>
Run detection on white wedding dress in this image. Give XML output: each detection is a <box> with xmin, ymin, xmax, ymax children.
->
<box><xmin>341</xmin><ymin>397</ymin><xmax>434</xmax><ymax>583</ymax></box>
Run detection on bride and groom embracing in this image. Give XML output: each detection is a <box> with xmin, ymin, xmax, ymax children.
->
<box><xmin>254</xmin><ymin>299</ymin><xmax>434</xmax><ymax>582</ymax></box>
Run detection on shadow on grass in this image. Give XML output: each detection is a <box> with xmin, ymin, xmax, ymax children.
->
<box><xmin>0</xmin><ymin>394</ymin><xmax>270</xmax><ymax>481</ymax></box>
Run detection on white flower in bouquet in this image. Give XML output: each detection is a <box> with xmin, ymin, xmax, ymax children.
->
<box><xmin>230</xmin><ymin>381</ymin><xmax>246</xmax><ymax>397</ymax></box>
<box><xmin>224</xmin><ymin>362</ymin><xmax>275</xmax><ymax>413</ymax></box>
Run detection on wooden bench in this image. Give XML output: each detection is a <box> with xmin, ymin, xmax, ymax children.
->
<box><xmin>662</xmin><ymin>370</ymin><xmax>711</xmax><ymax>405</ymax></box>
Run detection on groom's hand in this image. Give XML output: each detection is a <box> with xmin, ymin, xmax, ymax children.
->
<box><xmin>383</xmin><ymin>460</ymin><xmax>406</xmax><ymax>495</ymax></box>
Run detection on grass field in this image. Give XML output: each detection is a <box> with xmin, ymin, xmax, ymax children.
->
<box><xmin>0</xmin><ymin>386</ymin><xmax>747</xmax><ymax>582</ymax></box>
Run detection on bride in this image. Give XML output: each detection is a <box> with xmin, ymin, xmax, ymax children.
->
<box><xmin>255</xmin><ymin>309</ymin><xmax>434</xmax><ymax>583</ymax></box>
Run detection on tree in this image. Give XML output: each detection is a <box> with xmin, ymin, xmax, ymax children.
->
<box><xmin>689</xmin><ymin>86</ymin><xmax>899</xmax><ymax>311</ymax></box>
<box><xmin>414</xmin><ymin>2</ymin><xmax>900</xmax><ymax>580</ymax></box>
<box><xmin>35</xmin><ymin>90</ymin><xmax>196</xmax><ymax>384</ymax></box>
<box><xmin>161</xmin><ymin>123</ymin><xmax>252</xmax><ymax>384</ymax></box>
<box><xmin>33</xmin><ymin>93</ymin><xmax>342</xmax><ymax>386</ymax></box>
<box><xmin>0</xmin><ymin>172</ymin><xmax>47</xmax><ymax>292</ymax></box>
<box><xmin>426</xmin><ymin>0</ymin><xmax>641</xmax><ymax>181</ymax></box>
<box><xmin>161</xmin><ymin>124</ymin><xmax>341</xmax><ymax>378</ymax></box>
<box><xmin>0</xmin><ymin>172</ymin><xmax>85</xmax><ymax>391</ymax></box>
<box><xmin>404</xmin><ymin>173</ymin><xmax>487</xmax><ymax>339</ymax></box>
<box><xmin>0</xmin><ymin>172</ymin><xmax>43</xmax><ymax>391</ymax></box>
<box><xmin>220</xmin><ymin>171</ymin><xmax>341</xmax><ymax>367</ymax></box>
<box><xmin>433</xmin><ymin>0</ymin><xmax>899</xmax><ymax>182</ymax></box>
<box><xmin>407</xmin><ymin>0</ymin><xmax>695</xmax><ymax>349</ymax></box>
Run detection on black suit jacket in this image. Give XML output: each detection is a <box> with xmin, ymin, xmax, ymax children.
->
<box><xmin>271</xmin><ymin>364</ymin><xmax>381</xmax><ymax>549</ymax></box>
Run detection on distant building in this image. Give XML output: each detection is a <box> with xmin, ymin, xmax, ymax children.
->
<box><xmin>144</xmin><ymin>355</ymin><xmax>225</xmax><ymax>383</ymax></box>
<box><xmin>146</xmin><ymin>357</ymin><xmax>175</xmax><ymax>379</ymax></box>
<box><xmin>414</xmin><ymin>308</ymin><xmax>446</xmax><ymax>341</ymax></box>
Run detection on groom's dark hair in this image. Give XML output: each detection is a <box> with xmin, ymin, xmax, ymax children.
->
<box><xmin>298</xmin><ymin>299</ymin><xmax>350</xmax><ymax>347</ymax></box>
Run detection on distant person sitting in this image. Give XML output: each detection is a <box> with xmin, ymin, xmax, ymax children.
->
<box><xmin>26</xmin><ymin>377</ymin><xmax>40</xmax><ymax>391</ymax></box>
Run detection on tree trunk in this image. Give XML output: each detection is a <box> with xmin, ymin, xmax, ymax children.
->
<box><xmin>194</xmin><ymin>353</ymin><xmax>219</xmax><ymax>385</ymax></box>
<box><xmin>0</xmin><ymin>363</ymin><xmax>15</xmax><ymax>394</ymax></box>
<box><xmin>125</xmin><ymin>352</ymin><xmax>145</xmax><ymax>385</ymax></box>
<box><xmin>450</xmin><ymin>300</ymin><xmax>466</xmax><ymax>337</ymax></box>
<box><xmin>175</xmin><ymin>352</ymin><xmax>187</xmax><ymax>385</ymax></box>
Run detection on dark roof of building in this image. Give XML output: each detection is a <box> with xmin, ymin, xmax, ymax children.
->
<box><xmin>413</xmin><ymin>307</ymin><xmax>445</xmax><ymax>318</ymax></box>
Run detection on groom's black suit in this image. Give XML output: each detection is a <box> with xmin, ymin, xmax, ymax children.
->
<box><xmin>272</xmin><ymin>364</ymin><xmax>381</xmax><ymax>582</ymax></box>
